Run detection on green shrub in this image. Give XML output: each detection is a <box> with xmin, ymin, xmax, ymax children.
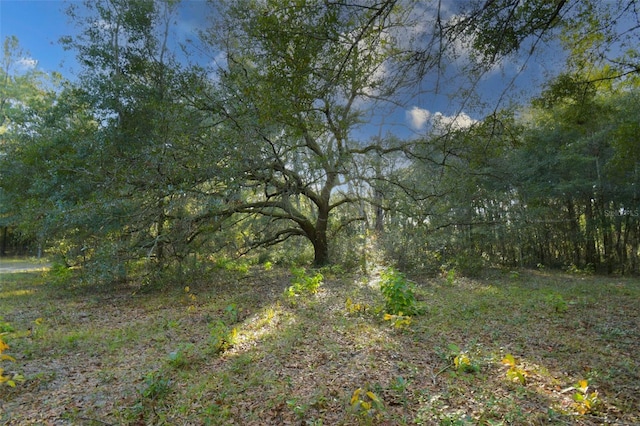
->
<box><xmin>284</xmin><ymin>267</ymin><xmax>323</xmax><ymax>300</ymax></box>
<box><xmin>209</xmin><ymin>320</ymin><xmax>237</xmax><ymax>354</ymax></box>
<box><xmin>47</xmin><ymin>261</ymin><xmax>74</xmax><ymax>286</ymax></box>
<box><xmin>379</xmin><ymin>268</ymin><xmax>420</xmax><ymax>315</ymax></box>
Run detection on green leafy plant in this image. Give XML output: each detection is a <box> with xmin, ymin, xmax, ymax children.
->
<box><xmin>350</xmin><ymin>387</ymin><xmax>385</xmax><ymax>422</ymax></box>
<box><xmin>284</xmin><ymin>267</ymin><xmax>323</xmax><ymax>300</ymax></box>
<box><xmin>379</xmin><ymin>268</ymin><xmax>420</xmax><ymax>315</ymax></box>
<box><xmin>448</xmin><ymin>344</ymin><xmax>480</xmax><ymax>373</ymax></box>
<box><xmin>224</xmin><ymin>303</ymin><xmax>239</xmax><ymax>323</ymax></box>
<box><xmin>383</xmin><ymin>313</ymin><xmax>412</xmax><ymax>329</ymax></box>
<box><xmin>1</xmin><ymin>333</ymin><xmax>24</xmax><ymax>387</ymax></box>
<box><xmin>390</xmin><ymin>375</ymin><xmax>408</xmax><ymax>394</ymax></box>
<box><xmin>139</xmin><ymin>370</ymin><xmax>172</xmax><ymax>402</ymax></box>
<box><xmin>572</xmin><ymin>379</ymin><xmax>599</xmax><ymax>415</ymax></box>
<box><xmin>502</xmin><ymin>353</ymin><xmax>528</xmax><ymax>385</ymax></box>
<box><xmin>47</xmin><ymin>261</ymin><xmax>74</xmax><ymax>286</ymax></box>
<box><xmin>445</xmin><ymin>268</ymin><xmax>457</xmax><ymax>286</ymax></box>
<box><xmin>0</xmin><ymin>317</ymin><xmax>15</xmax><ymax>333</ymax></box>
<box><xmin>166</xmin><ymin>345</ymin><xmax>192</xmax><ymax>369</ymax></box>
<box><xmin>214</xmin><ymin>257</ymin><xmax>249</xmax><ymax>274</ymax></box>
<box><xmin>209</xmin><ymin>320</ymin><xmax>237</xmax><ymax>354</ymax></box>
<box><xmin>545</xmin><ymin>293</ymin><xmax>568</xmax><ymax>313</ymax></box>
<box><xmin>345</xmin><ymin>297</ymin><xmax>368</xmax><ymax>315</ymax></box>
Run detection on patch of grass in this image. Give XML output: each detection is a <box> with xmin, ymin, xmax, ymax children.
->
<box><xmin>0</xmin><ymin>264</ymin><xmax>638</xmax><ymax>425</ymax></box>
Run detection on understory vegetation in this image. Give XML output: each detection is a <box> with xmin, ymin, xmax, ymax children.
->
<box><xmin>1</xmin><ymin>263</ymin><xmax>638</xmax><ymax>425</ymax></box>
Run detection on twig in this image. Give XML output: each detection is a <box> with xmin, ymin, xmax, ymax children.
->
<box><xmin>430</xmin><ymin>364</ymin><xmax>452</xmax><ymax>384</ymax></box>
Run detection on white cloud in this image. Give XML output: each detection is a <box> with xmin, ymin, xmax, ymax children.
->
<box><xmin>432</xmin><ymin>111</ymin><xmax>476</xmax><ymax>130</ymax></box>
<box><xmin>405</xmin><ymin>106</ymin><xmax>477</xmax><ymax>131</ymax></box>
<box><xmin>406</xmin><ymin>106</ymin><xmax>432</xmax><ymax>130</ymax></box>
<box><xmin>16</xmin><ymin>57</ymin><xmax>37</xmax><ymax>71</ymax></box>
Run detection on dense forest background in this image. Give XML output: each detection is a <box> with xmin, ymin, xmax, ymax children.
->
<box><xmin>1</xmin><ymin>0</ymin><xmax>639</xmax><ymax>279</ymax></box>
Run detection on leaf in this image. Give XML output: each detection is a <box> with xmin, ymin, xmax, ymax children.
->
<box><xmin>502</xmin><ymin>353</ymin><xmax>516</xmax><ymax>367</ymax></box>
<box><xmin>0</xmin><ymin>354</ymin><xmax>16</xmax><ymax>362</ymax></box>
<box><xmin>366</xmin><ymin>391</ymin><xmax>380</xmax><ymax>403</ymax></box>
<box><xmin>350</xmin><ymin>388</ymin><xmax>362</xmax><ymax>405</ymax></box>
<box><xmin>577</xmin><ymin>379</ymin><xmax>589</xmax><ymax>392</ymax></box>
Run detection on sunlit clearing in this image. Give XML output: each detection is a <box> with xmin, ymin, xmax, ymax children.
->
<box><xmin>230</xmin><ymin>303</ymin><xmax>294</xmax><ymax>353</ymax></box>
<box><xmin>0</xmin><ymin>289</ymin><xmax>35</xmax><ymax>299</ymax></box>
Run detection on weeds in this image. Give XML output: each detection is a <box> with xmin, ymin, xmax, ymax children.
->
<box><xmin>350</xmin><ymin>387</ymin><xmax>385</xmax><ymax>423</ymax></box>
<box><xmin>571</xmin><ymin>379</ymin><xmax>600</xmax><ymax>415</ymax></box>
<box><xmin>448</xmin><ymin>344</ymin><xmax>480</xmax><ymax>374</ymax></box>
<box><xmin>379</xmin><ymin>267</ymin><xmax>420</xmax><ymax>315</ymax></box>
<box><xmin>208</xmin><ymin>320</ymin><xmax>237</xmax><ymax>354</ymax></box>
<box><xmin>502</xmin><ymin>354</ymin><xmax>528</xmax><ymax>385</ymax></box>
<box><xmin>284</xmin><ymin>267</ymin><xmax>323</xmax><ymax>301</ymax></box>
<box><xmin>0</xmin><ymin>332</ymin><xmax>24</xmax><ymax>387</ymax></box>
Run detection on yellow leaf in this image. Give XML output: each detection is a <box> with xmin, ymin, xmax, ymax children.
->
<box><xmin>184</xmin><ymin>286</ymin><xmax>190</xmax><ymax>293</ymax></box>
<box><xmin>502</xmin><ymin>354</ymin><xmax>516</xmax><ymax>367</ymax></box>
<box><xmin>383</xmin><ymin>313</ymin><xmax>393</xmax><ymax>321</ymax></box>
<box><xmin>0</xmin><ymin>354</ymin><xmax>16</xmax><ymax>362</ymax></box>
<box><xmin>350</xmin><ymin>388</ymin><xmax>362</xmax><ymax>405</ymax></box>
<box><xmin>577</xmin><ymin>379</ymin><xmax>589</xmax><ymax>393</ymax></box>
<box><xmin>366</xmin><ymin>391</ymin><xmax>380</xmax><ymax>403</ymax></box>
<box><xmin>34</xmin><ymin>318</ymin><xmax>44</xmax><ymax>325</ymax></box>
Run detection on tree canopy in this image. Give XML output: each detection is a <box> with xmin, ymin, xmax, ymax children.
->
<box><xmin>1</xmin><ymin>0</ymin><xmax>639</xmax><ymax>278</ymax></box>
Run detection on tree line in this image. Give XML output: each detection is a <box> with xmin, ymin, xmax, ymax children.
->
<box><xmin>1</xmin><ymin>0</ymin><xmax>639</xmax><ymax>280</ymax></box>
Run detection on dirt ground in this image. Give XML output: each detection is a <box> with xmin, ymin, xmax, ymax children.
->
<box><xmin>0</xmin><ymin>259</ymin><xmax>50</xmax><ymax>275</ymax></box>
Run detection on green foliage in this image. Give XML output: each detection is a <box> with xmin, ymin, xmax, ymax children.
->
<box><xmin>345</xmin><ymin>297</ymin><xmax>368</xmax><ymax>315</ymax></box>
<box><xmin>349</xmin><ymin>387</ymin><xmax>385</xmax><ymax>422</ymax></box>
<box><xmin>379</xmin><ymin>268</ymin><xmax>420</xmax><ymax>316</ymax></box>
<box><xmin>502</xmin><ymin>354</ymin><xmax>528</xmax><ymax>385</ymax></box>
<box><xmin>214</xmin><ymin>258</ymin><xmax>250</xmax><ymax>274</ymax></box>
<box><xmin>166</xmin><ymin>345</ymin><xmax>192</xmax><ymax>369</ymax></box>
<box><xmin>564</xmin><ymin>263</ymin><xmax>594</xmax><ymax>276</ymax></box>
<box><xmin>383</xmin><ymin>313</ymin><xmax>412</xmax><ymax>330</ymax></box>
<box><xmin>1</xmin><ymin>332</ymin><xmax>24</xmax><ymax>387</ymax></box>
<box><xmin>572</xmin><ymin>380</ymin><xmax>599</xmax><ymax>415</ymax></box>
<box><xmin>208</xmin><ymin>320</ymin><xmax>237</xmax><ymax>354</ymax></box>
<box><xmin>284</xmin><ymin>267</ymin><xmax>323</xmax><ymax>300</ymax></box>
<box><xmin>544</xmin><ymin>293</ymin><xmax>568</xmax><ymax>313</ymax></box>
<box><xmin>47</xmin><ymin>261</ymin><xmax>74</xmax><ymax>286</ymax></box>
<box><xmin>140</xmin><ymin>370</ymin><xmax>172</xmax><ymax>400</ymax></box>
<box><xmin>448</xmin><ymin>344</ymin><xmax>480</xmax><ymax>374</ymax></box>
<box><xmin>0</xmin><ymin>317</ymin><xmax>15</xmax><ymax>333</ymax></box>
<box><xmin>224</xmin><ymin>303</ymin><xmax>239</xmax><ymax>323</ymax></box>
<box><xmin>444</xmin><ymin>268</ymin><xmax>456</xmax><ymax>286</ymax></box>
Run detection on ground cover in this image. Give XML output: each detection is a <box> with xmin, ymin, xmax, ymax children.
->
<box><xmin>0</xmin><ymin>262</ymin><xmax>638</xmax><ymax>425</ymax></box>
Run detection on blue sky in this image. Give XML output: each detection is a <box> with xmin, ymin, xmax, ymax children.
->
<box><xmin>0</xmin><ymin>1</ymin><xmax>566</xmax><ymax>139</ymax></box>
<box><xmin>0</xmin><ymin>1</ymin><xmax>76</xmax><ymax>73</ymax></box>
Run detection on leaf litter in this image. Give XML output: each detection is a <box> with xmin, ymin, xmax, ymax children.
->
<box><xmin>0</xmin><ymin>267</ymin><xmax>638</xmax><ymax>425</ymax></box>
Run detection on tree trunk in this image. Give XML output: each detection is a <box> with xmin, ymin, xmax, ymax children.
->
<box><xmin>312</xmin><ymin>233</ymin><xmax>329</xmax><ymax>266</ymax></box>
<box><xmin>313</xmin><ymin>203</ymin><xmax>330</xmax><ymax>266</ymax></box>
<box><xmin>0</xmin><ymin>226</ymin><xmax>7</xmax><ymax>257</ymax></box>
